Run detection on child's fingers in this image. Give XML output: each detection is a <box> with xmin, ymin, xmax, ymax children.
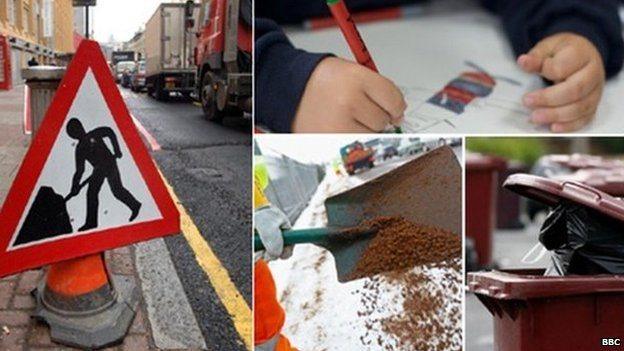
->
<box><xmin>523</xmin><ymin>63</ymin><xmax>600</xmax><ymax>108</ymax></box>
<box><xmin>530</xmin><ymin>86</ymin><xmax>602</xmax><ymax>124</ymax></box>
<box><xmin>389</xmin><ymin>114</ymin><xmax>404</xmax><ymax>126</ymax></box>
<box><xmin>519</xmin><ymin>34</ymin><xmax>565</xmax><ymax>73</ymax></box>
<box><xmin>353</xmin><ymin>96</ymin><xmax>392</xmax><ymax>132</ymax></box>
<box><xmin>551</xmin><ymin>114</ymin><xmax>594</xmax><ymax>133</ymax></box>
<box><xmin>346</xmin><ymin>121</ymin><xmax>377</xmax><ymax>133</ymax></box>
<box><xmin>330</xmin><ymin>118</ymin><xmax>375</xmax><ymax>133</ymax></box>
<box><xmin>361</xmin><ymin>71</ymin><xmax>407</xmax><ymax>119</ymax></box>
<box><xmin>517</xmin><ymin>54</ymin><xmax>543</xmax><ymax>73</ymax></box>
<box><xmin>541</xmin><ymin>45</ymin><xmax>589</xmax><ymax>82</ymax></box>
<box><xmin>518</xmin><ymin>43</ymin><xmax>552</xmax><ymax>73</ymax></box>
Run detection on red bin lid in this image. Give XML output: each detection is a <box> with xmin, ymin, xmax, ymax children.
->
<box><xmin>468</xmin><ymin>269</ymin><xmax>624</xmax><ymax>299</ymax></box>
<box><xmin>503</xmin><ymin>174</ymin><xmax>624</xmax><ymax>223</ymax></box>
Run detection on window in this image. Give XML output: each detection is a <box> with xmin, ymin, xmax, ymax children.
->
<box><xmin>7</xmin><ymin>0</ymin><xmax>15</xmax><ymax>26</ymax></box>
<box><xmin>33</xmin><ymin>1</ymin><xmax>40</xmax><ymax>39</ymax></box>
<box><xmin>203</xmin><ymin>2</ymin><xmax>210</xmax><ymax>26</ymax></box>
<box><xmin>23</xmin><ymin>6</ymin><xmax>30</xmax><ymax>33</ymax></box>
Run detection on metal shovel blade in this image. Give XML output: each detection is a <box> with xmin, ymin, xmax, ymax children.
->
<box><xmin>324</xmin><ymin>145</ymin><xmax>462</xmax><ymax>282</ymax></box>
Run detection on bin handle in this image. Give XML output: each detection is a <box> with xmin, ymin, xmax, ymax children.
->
<box><xmin>521</xmin><ymin>243</ymin><xmax>547</xmax><ymax>264</ymax></box>
<box><xmin>562</xmin><ymin>181</ymin><xmax>603</xmax><ymax>200</ymax></box>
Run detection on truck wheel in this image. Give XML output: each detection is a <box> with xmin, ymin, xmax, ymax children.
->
<box><xmin>201</xmin><ymin>72</ymin><xmax>224</xmax><ymax>122</ymax></box>
<box><xmin>154</xmin><ymin>80</ymin><xmax>169</xmax><ymax>101</ymax></box>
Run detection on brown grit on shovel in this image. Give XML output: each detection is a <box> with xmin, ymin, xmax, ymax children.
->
<box><xmin>350</xmin><ymin>216</ymin><xmax>461</xmax><ymax>280</ymax></box>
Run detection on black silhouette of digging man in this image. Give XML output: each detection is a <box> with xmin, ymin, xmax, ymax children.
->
<box><xmin>15</xmin><ymin>119</ymin><xmax>142</xmax><ymax>246</ymax></box>
<box><xmin>66</xmin><ymin>118</ymin><xmax>142</xmax><ymax>231</ymax></box>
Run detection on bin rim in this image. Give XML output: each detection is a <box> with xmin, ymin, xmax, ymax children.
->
<box><xmin>503</xmin><ymin>174</ymin><xmax>624</xmax><ymax>223</ymax></box>
<box><xmin>21</xmin><ymin>66</ymin><xmax>67</xmax><ymax>80</ymax></box>
<box><xmin>468</xmin><ymin>269</ymin><xmax>624</xmax><ymax>300</ymax></box>
<box><xmin>466</xmin><ymin>153</ymin><xmax>507</xmax><ymax>171</ymax></box>
<box><xmin>553</xmin><ymin>168</ymin><xmax>624</xmax><ymax>197</ymax></box>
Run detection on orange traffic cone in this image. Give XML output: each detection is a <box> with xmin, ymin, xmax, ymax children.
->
<box><xmin>33</xmin><ymin>252</ymin><xmax>139</xmax><ymax>349</ymax></box>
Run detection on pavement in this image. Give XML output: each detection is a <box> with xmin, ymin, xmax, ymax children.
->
<box><xmin>0</xmin><ymin>84</ymin><xmax>252</xmax><ymax>350</ymax></box>
<box><xmin>0</xmin><ymin>85</ymin><xmax>28</xmax><ymax>201</ymax></box>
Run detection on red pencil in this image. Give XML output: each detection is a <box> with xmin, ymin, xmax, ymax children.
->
<box><xmin>326</xmin><ymin>0</ymin><xmax>378</xmax><ymax>72</ymax></box>
<box><xmin>326</xmin><ymin>0</ymin><xmax>403</xmax><ymax>133</ymax></box>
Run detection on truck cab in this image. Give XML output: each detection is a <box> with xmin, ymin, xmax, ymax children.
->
<box><xmin>192</xmin><ymin>0</ymin><xmax>252</xmax><ymax>121</ymax></box>
<box><xmin>340</xmin><ymin>141</ymin><xmax>375</xmax><ymax>175</ymax></box>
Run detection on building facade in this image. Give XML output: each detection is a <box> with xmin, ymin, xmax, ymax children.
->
<box><xmin>0</xmin><ymin>0</ymin><xmax>74</xmax><ymax>82</ymax></box>
<box><xmin>124</xmin><ymin>30</ymin><xmax>144</xmax><ymax>61</ymax></box>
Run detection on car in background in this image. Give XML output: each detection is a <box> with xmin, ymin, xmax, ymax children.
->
<box><xmin>130</xmin><ymin>61</ymin><xmax>147</xmax><ymax>92</ymax></box>
<box><xmin>398</xmin><ymin>139</ymin><xmax>424</xmax><ymax>157</ymax></box>
<box><xmin>115</xmin><ymin>61</ymin><xmax>135</xmax><ymax>87</ymax></box>
<box><xmin>382</xmin><ymin>145</ymin><xmax>399</xmax><ymax>160</ymax></box>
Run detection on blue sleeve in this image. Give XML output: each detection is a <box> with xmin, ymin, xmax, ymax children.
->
<box><xmin>254</xmin><ymin>18</ymin><xmax>332</xmax><ymax>132</ymax></box>
<box><xmin>481</xmin><ymin>0</ymin><xmax>624</xmax><ymax>78</ymax></box>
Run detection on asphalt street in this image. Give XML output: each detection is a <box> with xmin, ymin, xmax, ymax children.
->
<box><xmin>121</xmin><ymin>88</ymin><xmax>252</xmax><ymax>350</ymax></box>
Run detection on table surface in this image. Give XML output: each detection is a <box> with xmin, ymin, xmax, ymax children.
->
<box><xmin>286</xmin><ymin>0</ymin><xmax>624</xmax><ymax>134</ymax></box>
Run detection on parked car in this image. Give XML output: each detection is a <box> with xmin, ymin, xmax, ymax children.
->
<box><xmin>382</xmin><ymin>146</ymin><xmax>399</xmax><ymax>160</ymax></box>
<box><xmin>398</xmin><ymin>139</ymin><xmax>424</xmax><ymax>157</ymax></box>
<box><xmin>115</xmin><ymin>61</ymin><xmax>135</xmax><ymax>87</ymax></box>
<box><xmin>131</xmin><ymin>61</ymin><xmax>147</xmax><ymax>92</ymax></box>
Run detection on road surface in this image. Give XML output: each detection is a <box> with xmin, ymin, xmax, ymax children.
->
<box><xmin>122</xmin><ymin>89</ymin><xmax>252</xmax><ymax>350</ymax></box>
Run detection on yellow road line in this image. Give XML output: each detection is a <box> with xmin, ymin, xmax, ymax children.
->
<box><xmin>193</xmin><ymin>101</ymin><xmax>202</xmax><ymax>107</ymax></box>
<box><xmin>161</xmin><ymin>174</ymin><xmax>253</xmax><ymax>350</ymax></box>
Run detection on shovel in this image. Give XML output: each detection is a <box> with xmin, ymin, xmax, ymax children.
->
<box><xmin>324</xmin><ymin>145</ymin><xmax>461</xmax><ymax>234</ymax></box>
<box><xmin>64</xmin><ymin>176</ymin><xmax>92</xmax><ymax>202</ymax></box>
<box><xmin>254</xmin><ymin>226</ymin><xmax>378</xmax><ymax>282</ymax></box>
<box><xmin>256</xmin><ymin>145</ymin><xmax>462</xmax><ymax>282</ymax></box>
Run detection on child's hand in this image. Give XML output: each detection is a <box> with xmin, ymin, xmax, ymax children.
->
<box><xmin>292</xmin><ymin>57</ymin><xmax>406</xmax><ymax>132</ymax></box>
<box><xmin>517</xmin><ymin>33</ymin><xmax>605</xmax><ymax>132</ymax></box>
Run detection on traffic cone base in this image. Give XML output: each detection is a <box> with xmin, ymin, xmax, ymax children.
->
<box><xmin>33</xmin><ymin>274</ymin><xmax>140</xmax><ymax>350</ymax></box>
<box><xmin>42</xmin><ymin>283</ymin><xmax>115</xmax><ymax>315</ymax></box>
<box><xmin>32</xmin><ymin>254</ymin><xmax>140</xmax><ymax>350</ymax></box>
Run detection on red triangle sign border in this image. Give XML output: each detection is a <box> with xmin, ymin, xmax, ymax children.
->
<box><xmin>0</xmin><ymin>40</ymin><xmax>180</xmax><ymax>278</ymax></box>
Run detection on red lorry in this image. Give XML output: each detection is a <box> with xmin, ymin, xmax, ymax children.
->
<box><xmin>340</xmin><ymin>141</ymin><xmax>375</xmax><ymax>176</ymax></box>
<box><xmin>188</xmin><ymin>0</ymin><xmax>252</xmax><ymax>121</ymax></box>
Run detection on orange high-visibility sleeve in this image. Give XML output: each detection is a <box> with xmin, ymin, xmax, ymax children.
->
<box><xmin>276</xmin><ymin>335</ymin><xmax>297</xmax><ymax>351</ymax></box>
<box><xmin>254</xmin><ymin>259</ymin><xmax>286</xmax><ymax>345</ymax></box>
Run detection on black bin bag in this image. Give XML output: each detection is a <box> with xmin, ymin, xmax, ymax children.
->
<box><xmin>539</xmin><ymin>201</ymin><xmax>624</xmax><ymax>276</ymax></box>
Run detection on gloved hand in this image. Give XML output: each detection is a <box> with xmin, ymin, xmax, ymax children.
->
<box><xmin>254</xmin><ymin>205</ymin><xmax>293</xmax><ymax>261</ymax></box>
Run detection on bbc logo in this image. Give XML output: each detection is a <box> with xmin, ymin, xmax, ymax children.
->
<box><xmin>602</xmin><ymin>338</ymin><xmax>622</xmax><ymax>346</ymax></box>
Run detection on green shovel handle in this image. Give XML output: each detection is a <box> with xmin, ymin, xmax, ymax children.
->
<box><xmin>253</xmin><ymin>227</ymin><xmax>331</xmax><ymax>252</ymax></box>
